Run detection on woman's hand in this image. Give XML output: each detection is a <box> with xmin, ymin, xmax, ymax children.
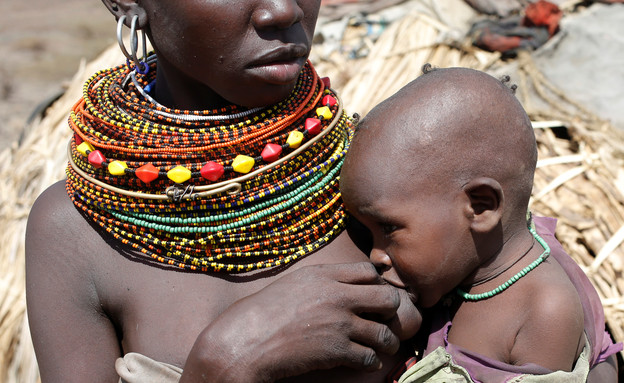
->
<box><xmin>180</xmin><ymin>262</ymin><xmax>421</xmax><ymax>383</ymax></box>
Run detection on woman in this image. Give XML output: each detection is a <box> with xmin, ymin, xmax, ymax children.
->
<box><xmin>25</xmin><ymin>1</ymin><xmax>421</xmax><ymax>382</ymax></box>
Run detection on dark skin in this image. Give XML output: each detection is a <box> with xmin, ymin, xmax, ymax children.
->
<box><xmin>340</xmin><ymin>68</ymin><xmax>617</xmax><ymax>378</ymax></box>
<box><xmin>25</xmin><ymin>1</ymin><xmax>421</xmax><ymax>382</ymax></box>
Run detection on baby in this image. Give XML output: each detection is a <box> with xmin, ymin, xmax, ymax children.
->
<box><xmin>340</xmin><ymin>66</ymin><xmax>621</xmax><ymax>382</ymax></box>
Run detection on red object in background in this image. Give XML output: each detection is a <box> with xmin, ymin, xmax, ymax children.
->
<box><xmin>321</xmin><ymin>0</ymin><xmax>360</xmax><ymax>4</ymax></box>
<box><xmin>477</xmin><ymin>33</ymin><xmax>523</xmax><ymax>53</ymax></box>
<box><xmin>523</xmin><ymin>0</ymin><xmax>562</xmax><ymax>36</ymax></box>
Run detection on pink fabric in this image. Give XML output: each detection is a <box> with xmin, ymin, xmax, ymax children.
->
<box><xmin>421</xmin><ymin>215</ymin><xmax>621</xmax><ymax>382</ymax></box>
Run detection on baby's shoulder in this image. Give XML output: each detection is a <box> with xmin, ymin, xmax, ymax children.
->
<box><xmin>524</xmin><ymin>258</ymin><xmax>584</xmax><ymax>324</ymax></box>
<box><xmin>509</xmin><ymin>260</ymin><xmax>585</xmax><ymax>370</ymax></box>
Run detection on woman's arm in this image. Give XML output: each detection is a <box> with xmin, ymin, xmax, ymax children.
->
<box><xmin>26</xmin><ymin>182</ymin><xmax>122</xmax><ymax>382</ymax></box>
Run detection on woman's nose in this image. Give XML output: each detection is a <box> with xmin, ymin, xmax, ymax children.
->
<box><xmin>251</xmin><ymin>0</ymin><xmax>304</xmax><ymax>30</ymax></box>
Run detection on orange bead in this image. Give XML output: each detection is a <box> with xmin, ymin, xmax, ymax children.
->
<box><xmin>136</xmin><ymin>163</ymin><xmax>159</xmax><ymax>183</ymax></box>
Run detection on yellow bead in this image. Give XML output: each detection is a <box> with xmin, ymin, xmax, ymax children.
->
<box><xmin>108</xmin><ymin>160</ymin><xmax>128</xmax><ymax>176</ymax></box>
<box><xmin>167</xmin><ymin>165</ymin><xmax>192</xmax><ymax>183</ymax></box>
<box><xmin>286</xmin><ymin>131</ymin><xmax>304</xmax><ymax>149</ymax></box>
<box><xmin>316</xmin><ymin>106</ymin><xmax>333</xmax><ymax>120</ymax></box>
<box><xmin>232</xmin><ymin>155</ymin><xmax>255</xmax><ymax>174</ymax></box>
<box><xmin>77</xmin><ymin>142</ymin><xmax>95</xmax><ymax>157</ymax></box>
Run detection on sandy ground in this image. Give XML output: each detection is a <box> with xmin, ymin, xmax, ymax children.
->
<box><xmin>0</xmin><ymin>0</ymin><xmax>113</xmax><ymax>151</ymax></box>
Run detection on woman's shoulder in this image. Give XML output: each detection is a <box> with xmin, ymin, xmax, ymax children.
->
<box><xmin>28</xmin><ymin>180</ymin><xmax>81</xmax><ymax>238</ymax></box>
<box><xmin>26</xmin><ymin>179</ymin><xmax>97</xmax><ymax>266</ymax></box>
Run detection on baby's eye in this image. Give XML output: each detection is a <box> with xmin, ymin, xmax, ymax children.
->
<box><xmin>381</xmin><ymin>224</ymin><xmax>398</xmax><ymax>235</ymax></box>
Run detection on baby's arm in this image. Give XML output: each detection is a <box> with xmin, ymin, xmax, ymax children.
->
<box><xmin>509</xmin><ymin>280</ymin><xmax>585</xmax><ymax>372</ymax></box>
<box><xmin>587</xmin><ymin>354</ymin><xmax>618</xmax><ymax>382</ymax></box>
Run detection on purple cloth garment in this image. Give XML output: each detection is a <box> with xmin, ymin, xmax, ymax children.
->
<box><xmin>534</xmin><ymin>215</ymin><xmax>622</xmax><ymax>365</ymax></box>
<box><xmin>421</xmin><ymin>215</ymin><xmax>622</xmax><ymax>382</ymax></box>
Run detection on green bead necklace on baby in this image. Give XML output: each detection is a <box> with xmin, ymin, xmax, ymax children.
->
<box><xmin>456</xmin><ymin>219</ymin><xmax>550</xmax><ymax>301</ymax></box>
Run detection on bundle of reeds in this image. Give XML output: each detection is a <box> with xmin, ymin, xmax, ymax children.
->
<box><xmin>516</xmin><ymin>51</ymin><xmax>624</xmax><ymax>353</ymax></box>
<box><xmin>0</xmin><ymin>44</ymin><xmax>127</xmax><ymax>383</ymax></box>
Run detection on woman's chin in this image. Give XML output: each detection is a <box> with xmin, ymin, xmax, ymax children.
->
<box><xmin>247</xmin><ymin>83</ymin><xmax>298</xmax><ymax>108</ymax></box>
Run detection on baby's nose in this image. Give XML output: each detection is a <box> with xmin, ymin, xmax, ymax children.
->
<box><xmin>369</xmin><ymin>248</ymin><xmax>392</xmax><ymax>274</ymax></box>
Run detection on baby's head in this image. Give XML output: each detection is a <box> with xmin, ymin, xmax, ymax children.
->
<box><xmin>340</xmin><ymin>66</ymin><xmax>536</xmax><ymax>308</ymax></box>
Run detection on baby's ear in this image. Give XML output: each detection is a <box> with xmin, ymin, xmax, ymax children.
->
<box><xmin>462</xmin><ymin>177</ymin><xmax>503</xmax><ymax>233</ymax></box>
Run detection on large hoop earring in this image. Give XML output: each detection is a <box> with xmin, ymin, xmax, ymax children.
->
<box><xmin>117</xmin><ymin>14</ymin><xmax>149</xmax><ymax>74</ymax></box>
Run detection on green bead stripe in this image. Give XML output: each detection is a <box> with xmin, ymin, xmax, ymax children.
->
<box><xmin>109</xmin><ymin>161</ymin><xmax>337</xmax><ymax>228</ymax></box>
<box><xmin>105</xmin><ymin>150</ymin><xmax>344</xmax><ymax>226</ymax></box>
<box><xmin>456</xmin><ymin>224</ymin><xmax>550</xmax><ymax>301</ymax></box>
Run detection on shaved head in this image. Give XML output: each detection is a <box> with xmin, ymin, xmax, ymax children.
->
<box><xmin>343</xmin><ymin>67</ymin><xmax>536</xmax><ymax>228</ymax></box>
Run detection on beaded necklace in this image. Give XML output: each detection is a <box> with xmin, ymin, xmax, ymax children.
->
<box><xmin>456</xmin><ymin>222</ymin><xmax>550</xmax><ymax>301</ymax></box>
<box><xmin>66</xmin><ymin>57</ymin><xmax>354</xmax><ymax>273</ymax></box>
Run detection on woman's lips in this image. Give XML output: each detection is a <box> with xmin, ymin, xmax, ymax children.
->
<box><xmin>248</xmin><ymin>44</ymin><xmax>308</xmax><ymax>85</ymax></box>
<box><xmin>247</xmin><ymin>58</ymin><xmax>305</xmax><ymax>85</ymax></box>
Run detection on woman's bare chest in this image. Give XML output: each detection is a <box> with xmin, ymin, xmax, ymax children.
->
<box><xmin>103</xmin><ymin>261</ymin><xmax>266</xmax><ymax>366</ymax></box>
<box><xmin>94</xmin><ymin>230</ymin><xmax>370</xmax><ymax>367</ymax></box>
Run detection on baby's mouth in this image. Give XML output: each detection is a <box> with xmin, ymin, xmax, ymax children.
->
<box><xmin>381</xmin><ymin>277</ymin><xmax>418</xmax><ymax>304</ymax></box>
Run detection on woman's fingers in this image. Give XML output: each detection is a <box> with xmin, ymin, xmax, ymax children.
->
<box><xmin>348</xmin><ymin>315</ymin><xmax>401</xmax><ymax>356</ymax></box>
<box><xmin>299</xmin><ymin>261</ymin><xmax>384</xmax><ymax>285</ymax></box>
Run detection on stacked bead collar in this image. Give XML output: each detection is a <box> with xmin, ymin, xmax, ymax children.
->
<box><xmin>66</xmin><ymin>57</ymin><xmax>354</xmax><ymax>273</ymax></box>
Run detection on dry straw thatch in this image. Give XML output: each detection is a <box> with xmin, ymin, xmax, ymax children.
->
<box><xmin>0</xmin><ymin>45</ymin><xmax>132</xmax><ymax>383</ymax></box>
<box><xmin>0</xmin><ymin>5</ymin><xmax>622</xmax><ymax>383</ymax></box>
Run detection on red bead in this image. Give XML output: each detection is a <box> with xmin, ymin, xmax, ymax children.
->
<box><xmin>321</xmin><ymin>77</ymin><xmax>331</xmax><ymax>89</ymax></box>
<box><xmin>136</xmin><ymin>163</ymin><xmax>159</xmax><ymax>183</ymax></box>
<box><xmin>87</xmin><ymin>150</ymin><xmax>106</xmax><ymax>169</ymax></box>
<box><xmin>322</xmin><ymin>95</ymin><xmax>337</xmax><ymax>107</ymax></box>
<box><xmin>201</xmin><ymin>161</ymin><xmax>224</xmax><ymax>182</ymax></box>
<box><xmin>74</xmin><ymin>134</ymin><xmax>83</xmax><ymax>145</ymax></box>
<box><xmin>261</xmin><ymin>143</ymin><xmax>282</xmax><ymax>162</ymax></box>
<box><xmin>305</xmin><ymin>118</ymin><xmax>322</xmax><ymax>136</ymax></box>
